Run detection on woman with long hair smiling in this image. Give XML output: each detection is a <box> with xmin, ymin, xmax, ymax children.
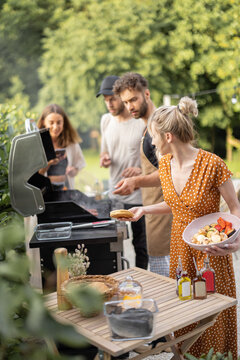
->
<box><xmin>37</xmin><ymin>104</ymin><xmax>85</xmax><ymax>189</ymax></box>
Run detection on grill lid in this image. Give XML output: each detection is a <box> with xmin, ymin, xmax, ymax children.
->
<box><xmin>8</xmin><ymin>131</ymin><xmax>48</xmax><ymax>216</ymax></box>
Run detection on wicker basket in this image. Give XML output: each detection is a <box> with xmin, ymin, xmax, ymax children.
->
<box><xmin>62</xmin><ymin>275</ymin><xmax>119</xmax><ymax>302</ymax></box>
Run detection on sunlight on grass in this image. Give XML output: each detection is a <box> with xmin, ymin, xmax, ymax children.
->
<box><xmin>74</xmin><ymin>148</ymin><xmax>240</xmax><ymax>194</ymax></box>
<box><xmin>225</xmin><ymin>150</ymin><xmax>240</xmax><ymax>179</ymax></box>
<box><xmin>75</xmin><ymin>149</ymin><xmax>109</xmax><ymax>193</ymax></box>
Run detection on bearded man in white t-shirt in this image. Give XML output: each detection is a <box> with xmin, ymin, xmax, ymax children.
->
<box><xmin>96</xmin><ymin>75</ymin><xmax>148</xmax><ymax>269</ymax></box>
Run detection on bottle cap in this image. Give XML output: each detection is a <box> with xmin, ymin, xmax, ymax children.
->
<box><xmin>118</xmin><ymin>276</ymin><xmax>142</xmax><ymax>295</ymax></box>
<box><xmin>193</xmin><ymin>257</ymin><xmax>200</xmax><ymax>275</ymax></box>
<box><xmin>178</xmin><ymin>256</ymin><xmax>182</xmax><ymax>266</ymax></box>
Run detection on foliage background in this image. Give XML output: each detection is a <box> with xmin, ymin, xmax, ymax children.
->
<box><xmin>0</xmin><ymin>0</ymin><xmax>239</xmax><ymax>155</ymax></box>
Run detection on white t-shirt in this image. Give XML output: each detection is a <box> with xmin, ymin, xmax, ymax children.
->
<box><xmin>100</xmin><ymin>113</ymin><xmax>146</xmax><ymax>204</ymax></box>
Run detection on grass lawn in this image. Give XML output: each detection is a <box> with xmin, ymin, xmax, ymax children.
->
<box><xmin>74</xmin><ymin>148</ymin><xmax>240</xmax><ymax>194</ymax></box>
<box><xmin>225</xmin><ymin>150</ymin><xmax>240</xmax><ymax>179</ymax></box>
<box><xmin>75</xmin><ymin>149</ymin><xmax>109</xmax><ymax>193</ymax></box>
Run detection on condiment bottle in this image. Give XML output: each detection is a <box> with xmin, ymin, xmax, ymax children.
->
<box><xmin>94</xmin><ymin>179</ymin><xmax>102</xmax><ymax>200</ymax></box>
<box><xmin>118</xmin><ymin>276</ymin><xmax>142</xmax><ymax>308</ymax></box>
<box><xmin>192</xmin><ymin>257</ymin><xmax>207</xmax><ymax>300</ymax></box>
<box><xmin>193</xmin><ymin>270</ymin><xmax>207</xmax><ymax>300</ymax></box>
<box><xmin>178</xmin><ymin>271</ymin><xmax>192</xmax><ymax>301</ymax></box>
<box><xmin>176</xmin><ymin>256</ymin><xmax>182</xmax><ymax>295</ymax></box>
<box><xmin>201</xmin><ymin>256</ymin><xmax>216</xmax><ymax>294</ymax></box>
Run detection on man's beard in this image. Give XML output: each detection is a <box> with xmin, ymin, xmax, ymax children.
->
<box><xmin>133</xmin><ymin>97</ymin><xmax>148</xmax><ymax>118</ymax></box>
<box><xmin>112</xmin><ymin>102</ymin><xmax>125</xmax><ymax>116</ymax></box>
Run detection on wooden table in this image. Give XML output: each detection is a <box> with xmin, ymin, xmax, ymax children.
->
<box><xmin>45</xmin><ymin>267</ymin><xmax>237</xmax><ymax>359</ymax></box>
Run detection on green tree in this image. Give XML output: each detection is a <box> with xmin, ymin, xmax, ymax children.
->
<box><xmin>0</xmin><ymin>219</ymin><xmax>87</xmax><ymax>360</ymax></box>
<box><xmin>166</xmin><ymin>0</ymin><xmax>240</xmax><ymax>150</ymax></box>
<box><xmin>0</xmin><ymin>104</ymin><xmax>35</xmax><ymax>224</ymax></box>
<box><xmin>38</xmin><ymin>0</ymin><xmax>240</xmax><ymax>151</ymax></box>
<box><xmin>0</xmin><ymin>0</ymin><xmax>67</xmax><ymax>106</ymax></box>
<box><xmin>1</xmin><ymin>0</ymin><xmax>239</xmax><ymax>154</ymax></box>
<box><xmin>38</xmin><ymin>0</ymin><xmax>175</xmax><ymax>130</ymax></box>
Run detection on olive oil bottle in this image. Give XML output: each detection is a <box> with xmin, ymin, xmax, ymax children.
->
<box><xmin>178</xmin><ymin>271</ymin><xmax>192</xmax><ymax>301</ymax></box>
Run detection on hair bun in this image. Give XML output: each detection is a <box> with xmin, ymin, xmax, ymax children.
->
<box><xmin>178</xmin><ymin>97</ymin><xmax>198</xmax><ymax>117</ymax></box>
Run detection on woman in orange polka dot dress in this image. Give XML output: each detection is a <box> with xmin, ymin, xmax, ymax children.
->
<box><xmin>127</xmin><ymin>97</ymin><xmax>240</xmax><ymax>358</ymax></box>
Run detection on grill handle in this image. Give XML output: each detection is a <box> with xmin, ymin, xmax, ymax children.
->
<box><xmin>121</xmin><ymin>256</ymin><xmax>130</xmax><ymax>269</ymax></box>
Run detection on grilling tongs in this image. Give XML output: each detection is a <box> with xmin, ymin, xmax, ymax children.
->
<box><xmin>68</xmin><ymin>220</ymin><xmax>116</xmax><ymax>230</ymax></box>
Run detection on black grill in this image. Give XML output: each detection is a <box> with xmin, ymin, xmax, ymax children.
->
<box><xmin>29</xmin><ymin>177</ymin><xmax>125</xmax><ymax>293</ymax></box>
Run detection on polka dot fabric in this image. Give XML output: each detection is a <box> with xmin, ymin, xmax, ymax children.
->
<box><xmin>159</xmin><ymin>149</ymin><xmax>237</xmax><ymax>358</ymax></box>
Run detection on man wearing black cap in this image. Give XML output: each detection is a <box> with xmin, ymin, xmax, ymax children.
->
<box><xmin>96</xmin><ymin>75</ymin><xmax>148</xmax><ymax>270</ymax></box>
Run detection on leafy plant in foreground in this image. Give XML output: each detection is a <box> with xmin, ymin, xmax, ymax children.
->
<box><xmin>185</xmin><ymin>347</ymin><xmax>240</xmax><ymax>360</ymax></box>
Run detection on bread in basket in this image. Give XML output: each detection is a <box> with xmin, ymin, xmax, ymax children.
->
<box><xmin>62</xmin><ymin>275</ymin><xmax>119</xmax><ymax>317</ymax></box>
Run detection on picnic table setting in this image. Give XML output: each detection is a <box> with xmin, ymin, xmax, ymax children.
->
<box><xmin>45</xmin><ymin>224</ymin><xmax>238</xmax><ymax>360</ymax></box>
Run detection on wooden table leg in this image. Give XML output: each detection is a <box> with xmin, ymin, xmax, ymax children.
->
<box><xmin>165</xmin><ymin>334</ymin><xmax>185</xmax><ymax>360</ymax></box>
<box><xmin>94</xmin><ymin>349</ymin><xmax>111</xmax><ymax>360</ymax></box>
<box><xmin>103</xmin><ymin>353</ymin><xmax>111</xmax><ymax>360</ymax></box>
<box><xmin>95</xmin><ymin>312</ymin><xmax>219</xmax><ymax>360</ymax></box>
<box><xmin>128</xmin><ymin>316</ymin><xmax>217</xmax><ymax>360</ymax></box>
<box><xmin>159</xmin><ymin>313</ymin><xmax>218</xmax><ymax>360</ymax></box>
<box><xmin>180</xmin><ymin>313</ymin><xmax>219</xmax><ymax>354</ymax></box>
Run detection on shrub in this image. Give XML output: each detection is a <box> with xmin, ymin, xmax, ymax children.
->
<box><xmin>0</xmin><ymin>105</ymin><xmax>88</xmax><ymax>359</ymax></box>
<box><xmin>185</xmin><ymin>347</ymin><xmax>240</xmax><ymax>360</ymax></box>
<box><xmin>0</xmin><ymin>217</ymin><xmax>89</xmax><ymax>359</ymax></box>
<box><xmin>0</xmin><ymin>104</ymin><xmax>29</xmax><ymax>225</ymax></box>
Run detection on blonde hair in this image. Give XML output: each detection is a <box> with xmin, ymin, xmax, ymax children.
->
<box><xmin>148</xmin><ymin>96</ymin><xmax>198</xmax><ymax>143</ymax></box>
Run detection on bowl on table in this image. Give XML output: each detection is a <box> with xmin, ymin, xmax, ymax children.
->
<box><xmin>62</xmin><ymin>275</ymin><xmax>119</xmax><ymax>317</ymax></box>
<box><xmin>104</xmin><ymin>298</ymin><xmax>158</xmax><ymax>341</ymax></box>
<box><xmin>183</xmin><ymin>212</ymin><xmax>240</xmax><ymax>251</ymax></box>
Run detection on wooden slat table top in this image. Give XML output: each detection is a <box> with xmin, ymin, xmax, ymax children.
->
<box><xmin>45</xmin><ymin>267</ymin><xmax>237</xmax><ymax>357</ymax></box>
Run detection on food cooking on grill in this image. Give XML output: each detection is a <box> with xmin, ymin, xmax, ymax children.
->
<box><xmin>192</xmin><ymin>217</ymin><xmax>235</xmax><ymax>245</ymax></box>
<box><xmin>110</xmin><ymin>209</ymin><xmax>134</xmax><ymax>219</ymax></box>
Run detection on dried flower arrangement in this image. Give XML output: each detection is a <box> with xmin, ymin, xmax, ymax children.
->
<box><xmin>67</xmin><ymin>244</ymin><xmax>90</xmax><ymax>277</ymax></box>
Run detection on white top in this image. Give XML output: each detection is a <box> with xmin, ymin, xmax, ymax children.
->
<box><xmin>65</xmin><ymin>143</ymin><xmax>86</xmax><ymax>189</ymax></box>
<box><xmin>100</xmin><ymin>113</ymin><xmax>146</xmax><ymax>204</ymax></box>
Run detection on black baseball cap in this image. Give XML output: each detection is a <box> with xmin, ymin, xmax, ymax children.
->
<box><xmin>96</xmin><ymin>75</ymin><xmax>119</xmax><ymax>97</ymax></box>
